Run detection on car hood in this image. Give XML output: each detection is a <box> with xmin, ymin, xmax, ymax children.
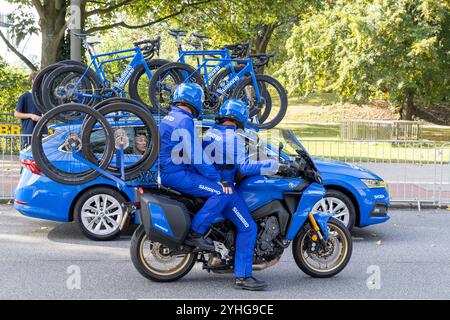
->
<box><xmin>314</xmin><ymin>158</ymin><xmax>382</xmax><ymax>180</ymax></box>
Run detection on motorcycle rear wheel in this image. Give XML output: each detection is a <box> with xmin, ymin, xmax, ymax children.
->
<box><xmin>130</xmin><ymin>225</ymin><xmax>197</xmax><ymax>282</ymax></box>
<box><xmin>292</xmin><ymin>217</ymin><xmax>352</xmax><ymax>278</ymax></box>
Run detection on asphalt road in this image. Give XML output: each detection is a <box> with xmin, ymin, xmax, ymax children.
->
<box><xmin>0</xmin><ymin>204</ymin><xmax>449</xmax><ymax>299</ymax></box>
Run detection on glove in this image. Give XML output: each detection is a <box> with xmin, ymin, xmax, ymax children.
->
<box><xmin>218</xmin><ymin>180</ymin><xmax>233</xmax><ymax>194</ymax></box>
<box><xmin>277</xmin><ymin>164</ymin><xmax>297</xmax><ymax>177</ymax></box>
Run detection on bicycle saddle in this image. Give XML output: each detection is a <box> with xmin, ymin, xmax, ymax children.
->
<box><xmin>168</xmin><ymin>29</ymin><xmax>187</xmax><ymax>37</ymax></box>
<box><xmin>192</xmin><ymin>33</ymin><xmax>211</xmax><ymax>40</ymax></box>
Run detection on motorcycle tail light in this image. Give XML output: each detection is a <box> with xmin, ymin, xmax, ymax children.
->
<box><xmin>20</xmin><ymin>159</ymin><xmax>42</xmax><ymax>175</ymax></box>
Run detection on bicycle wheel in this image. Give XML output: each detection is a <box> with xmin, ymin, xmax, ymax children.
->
<box><xmin>231</xmin><ymin>74</ymin><xmax>287</xmax><ymax>129</ymax></box>
<box><xmin>128</xmin><ymin>58</ymin><xmax>170</xmax><ymax>108</ymax></box>
<box><xmin>42</xmin><ymin>64</ymin><xmax>101</xmax><ymax>112</ymax></box>
<box><xmin>32</xmin><ymin>60</ymin><xmax>87</xmax><ymax>114</ymax></box>
<box><xmin>148</xmin><ymin>62</ymin><xmax>204</xmax><ymax>115</ymax></box>
<box><xmin>82</xmin><ymin>100</ymin><xmax>160</xmax><ymax>180</ymax></box>
<box><xmin>31</xmin><ymin>103</ymin><xmax>115</xmax><ymax>185</ymax></box>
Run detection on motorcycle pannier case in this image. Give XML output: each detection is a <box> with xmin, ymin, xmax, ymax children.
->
<box><xmin>137</xmin><ymin>191</ymin><xmax>191</xmax><ymax>247</ymax></box>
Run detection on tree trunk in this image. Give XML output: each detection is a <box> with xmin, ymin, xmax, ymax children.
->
<box><xmin>37</xmin><ymin>1</ymin><xmax>68</xmax><ymax>67</ymax></box>
<box><xmin>253</xmin><ymin>23</ymin><xmax>276</xmax><ymax>73</ymax></box>
<box><xmin>403</xmin><ymin>91</ymin><xmax>415</xmax><ymax>120</ymax></box>
<box><xmin>254</xmin><ymin>24</ymin><xmax>276</xmax><ymax>54</ymax></box>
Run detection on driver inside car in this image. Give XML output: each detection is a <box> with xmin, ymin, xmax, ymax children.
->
<box><xmin>202</xmin><ymin>99</ymin><xmax>279</xmax><ymax>291</ymax></box>
<box><xmin>158</xmin><ymin>83</ymin><xmax>233</xmax><ymax>251</ymax></box>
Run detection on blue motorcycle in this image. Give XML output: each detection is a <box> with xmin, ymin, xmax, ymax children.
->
<box><xmin>130</xmin><ymin>130</ymin><xmax>352</xmax><ymax>281</ymax></box>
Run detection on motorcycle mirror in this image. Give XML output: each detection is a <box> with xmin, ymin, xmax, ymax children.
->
<box><xmin>278</xmin><ymin>141</ymin><xmax>284</xmax><ymax>159</ymax></box>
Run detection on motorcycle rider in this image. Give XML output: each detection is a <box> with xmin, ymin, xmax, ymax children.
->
<box><xmin>158</xmin><ymin>83</ymin><xmax>233</xmax><ymax>251</ymax></box>
<box><xmin>202</xmin><ymin>98</ymin><xmax>279</xmax><ymax>291</ymax></box>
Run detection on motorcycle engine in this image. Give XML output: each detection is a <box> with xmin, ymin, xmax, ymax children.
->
<box><xmin>255</xmin><ymin>216</ymin><xmax>281</xmax><ymax>260</ymax></box>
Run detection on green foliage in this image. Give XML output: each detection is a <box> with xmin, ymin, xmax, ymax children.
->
<box><xmin>0</xmin><ymin>57</ymin><xmax>29</xmax><ymax>113</ymax></box>
<box><xmin>282</xmin><ymin>0</ymin><xmax>450</xmax><ymax>116</ymax></box>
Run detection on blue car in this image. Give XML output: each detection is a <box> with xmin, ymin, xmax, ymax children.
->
<box><xmin>14</xmin><ymin>121</ymin><xmax>390</xmax><ymax>240</ymax></box>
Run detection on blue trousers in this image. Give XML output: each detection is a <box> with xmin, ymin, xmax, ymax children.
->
<box><xmin>161</xmin><ymin>170</ymin><xmax>257</xmax><ymax>278</ymax></box>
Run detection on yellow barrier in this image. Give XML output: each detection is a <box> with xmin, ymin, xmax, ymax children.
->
<box><xmin>0</xmin><ymin>124</ymin><xmax>21</xmax><ymax>135</ymax></box>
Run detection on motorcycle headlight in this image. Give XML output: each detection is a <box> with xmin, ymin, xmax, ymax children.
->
<box><xmin>361</xmin><ymin>179</ymin><xmax>386</xmax><ymax>188</ymax></box>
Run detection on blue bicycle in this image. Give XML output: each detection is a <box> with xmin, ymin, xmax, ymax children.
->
<box><xmin>148</xmin><ymin>30</ymin><xmax>287</xmax><ymax>129</ymax></box>
<box><xmin>40</xmin><ymin>33</ymin><xmax>170</xmax><ymax>117</ymax></box>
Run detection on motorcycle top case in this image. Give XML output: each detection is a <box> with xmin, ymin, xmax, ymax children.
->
<box><xmin>138</xmin><ymin>192</ymin><xmax>191</xmax><ymax>247</ymax></box>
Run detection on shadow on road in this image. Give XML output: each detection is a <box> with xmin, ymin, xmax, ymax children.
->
<box><xmin>47</xmin><ymin>221</ymin><xmax>138</xmax><ymax>248</ymax></box>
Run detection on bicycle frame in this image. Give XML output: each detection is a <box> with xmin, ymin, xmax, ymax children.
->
<box><xmin>177</xmin><ymin>49</ymin><xmax>230</xmax><ymax>83</ymax></box>
<box><xmin>181</xmin><ymin>56</ymin><xmax>262</xmax><ymax>101</ymax></box>
<box><xmin>72</xmin><ymin>46</ymin><xmax>153</xmax><ymax>101</ymax></box>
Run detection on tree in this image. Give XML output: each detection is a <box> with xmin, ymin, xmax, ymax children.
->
<box><xmin>1</xmin><ymin>0</ymin><xmax>216</xmax><ymax>69</ymax></box>
<box><xmin>282</xmin><ymin>0</ymin><xmax>450</xmax><ymax>119</ymax></box>
<box><xmin>0</xmin><ymin>57</ymin><xmax>29</xmax><ymax>113</ymax></box>
<box><xmin>175</xmin><ymin>0</ymin><xmax>319</xmax><ymax>54</ymax></box>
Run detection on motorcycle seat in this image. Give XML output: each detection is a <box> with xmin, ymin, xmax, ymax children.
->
<box><xmin>150</xmin><ymin>186</ymin><xmax>205</xmax><ymax>214</ymax></box>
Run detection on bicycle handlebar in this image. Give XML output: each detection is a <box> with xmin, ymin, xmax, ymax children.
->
<box><xmin>249</xmin><ymin>52</ymin><xmax>275</xmax><ymax>67</ymax></box>
<box><xmin>134</xmin><ymin>37</ymin><xmax>161</xmax><ymax>58</ymax></box>
<box><xmin>223</xmin><ymin>40</ymin><xmax>251</xmax><ymax>58</ymax></box>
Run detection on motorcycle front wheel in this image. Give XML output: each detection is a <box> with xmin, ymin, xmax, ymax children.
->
<box><xmin>292</xmin><ymin>217</ymin><xmax>352</xmax><ymax>278</ymax></box>
<box><xmin>130</xmin><ymin>225</ymin><xmax>197</xmax><ymax>282</ymax></box>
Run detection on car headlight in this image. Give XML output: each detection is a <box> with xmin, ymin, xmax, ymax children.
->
<box><xmin>361</xmin><ymin>179</ymin><xmax>386</xmax><ymax>188</ymax></box>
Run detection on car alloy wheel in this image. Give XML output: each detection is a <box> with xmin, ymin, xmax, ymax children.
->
<box><xmin>80</xmin><ymin>194</ymin><xmax>123</xmax><ymax>236</ymax></box>
<box><xmin>312</xmin><ymin>197</ymin><xmax>350</xmax><ymax>228</ymax></box>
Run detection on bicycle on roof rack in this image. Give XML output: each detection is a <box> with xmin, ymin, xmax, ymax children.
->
<box><xmin>148</xmin><ymin>29</ymin><xmax>287</xmax><ymax>129</ymax></box>
<box><xmin>35</xmin><ymin>33</ymin><xmax>170</xmax><ymax>119</ymax></box>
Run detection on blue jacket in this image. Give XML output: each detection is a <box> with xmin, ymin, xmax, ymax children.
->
<box><xmin>159</xmin><ymin>107</ymin><xmax>221</xmax><ymax>180</ymax></box>
<box><xmin>202</xmin><ymin>124</ymin><xmax>278</xmax><ymax>184</ymax></box>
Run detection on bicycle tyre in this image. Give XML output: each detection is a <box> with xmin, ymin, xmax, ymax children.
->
<box><xmin>42</xmin><ymin>64</ymin><xmax>101</xmax><ymax>112</ymax></box>
<box><xmin>32</xmin><ymin>60</ymin><xmax>87</xmax><ymax>114</ymax></box>
<box><xmin>128</xmin><ymin>58</ymin><xmax>171</xmax><ymax>108</ymax></box>
<box><xmin>82</xmin><ymin>100</ymin><xmax>160</xmax><ymax>180</ymax></box>
<box><xmin>148</xmin><ymin>62</ymin><xmax>204</xmax><ymax>115</ymax></box>
<box><xmin>211</xmin><ymin>67</ymin><xmax>273</xmax><ymax>122</ymax></box>
<box><xmin>231</xmin><ymin>74</ymin><xmax>287</xmax><ymax>129</ymax></box>
<box><xmin>31</xmin><ymin>103</ymin><xmax>115</xmax><ymax>185</ymax></box>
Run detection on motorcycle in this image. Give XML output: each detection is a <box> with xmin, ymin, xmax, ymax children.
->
<box><xmin>130</xmin><ymin>129</ymin><xmax>352</xmax><ymax>281</ymax></box>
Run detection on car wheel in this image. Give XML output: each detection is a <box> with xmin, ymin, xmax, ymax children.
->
<box><xmin>312</xmin><ymin>190</ymin><xmax>356</xmax><ymax>230</ymax></box>
<box><xmin>74</xmin><ymin>187</ymin><xmax>127</xmax><ymax>241</ymax></box>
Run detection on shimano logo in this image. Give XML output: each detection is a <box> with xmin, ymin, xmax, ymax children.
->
<box><xmin>116</xmin><ymin>65</ymin><xmax>135</xmax><ymax>88</ymax></box>
<box><xmin>198</xmin><ymin>184</ymin><xmax>221</xmax><ymax>195</ymax></box>
<box><xmin>232</xmin><ymin>207</ymin><xmax>249</xmax><ymax>228</ymax></box>
<box><xmin>207</xmin><ymin>65</ymin><xmax>222</xmax><ymax>82</ymax></box>
<box><xmin>217</xmin><ymin>76</ymin><xmax>240</xmax><ymax>94</ymax></box>
<box><xmin>164</xmin><ymin>115</ymin><xmax>175</xmax><ymax>121</ymax></box>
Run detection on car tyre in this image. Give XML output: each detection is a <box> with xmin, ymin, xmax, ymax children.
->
<box><xmin>74</xmin><ymin>187</ymin><xmax>127</xmax><ymax>241</ymax></box>
<box><xmin>312</xmin><ymin>189</ymin><xmax>356</xmax><ymax>230</ymax></box>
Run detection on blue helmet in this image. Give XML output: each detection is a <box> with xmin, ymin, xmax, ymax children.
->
<box><xmin>172</xmin><ymin>82</ymin><xmax>204</xmax><ymax>118</ymax></box>
<box><xmin>217</xmin><ymin>98</ymin><xmax>249</xmax><ymax>129</ymax></box>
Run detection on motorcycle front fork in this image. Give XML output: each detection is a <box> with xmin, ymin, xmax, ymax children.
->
<box><xmin>308</xmin><ymin>212</ymin><xmax>328</xmax><ymax>246</ymax></box>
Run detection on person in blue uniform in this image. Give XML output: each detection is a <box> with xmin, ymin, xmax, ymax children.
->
<box><xmin>158</xmin><ymin>83</ymin><xmax>233</xmax><ymax>251</ymax></box>
<box><xmin>202</xmin><ymin>98</ymin><xmax>279</xmax><ymax>290</ymax></box>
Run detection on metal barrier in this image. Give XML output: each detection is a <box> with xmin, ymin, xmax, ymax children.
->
<box><xmin>300</xmin><ymin>139</ymin><xmax>450</xmax><ymax>207</ymax></box>
<box><xmin>0</xmin><ymin>134</ymin><xmax>31</xmax><ymax>200</ymax></box>
<box><xmin>0</xmin><ymin>134</ymin><xmax>449</xmax><ymax>206</ymax></box>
